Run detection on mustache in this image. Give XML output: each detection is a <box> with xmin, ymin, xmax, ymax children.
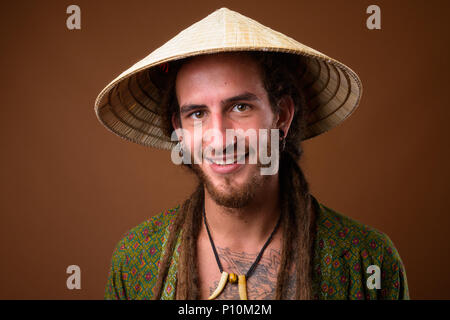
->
<box><xmin>200</xmin><ymin>141</ymin><xmax>257</xmax><ymax>159</ymax></box>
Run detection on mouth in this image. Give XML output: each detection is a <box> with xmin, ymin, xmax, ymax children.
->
<box><xmin>206</xmin><ymin>152</ymin><xmax>248</xmax><ymax>165</ymax></box>
<box><xmin>206</xmin><ymin>152</ymin><xmax>249</xmax><ymax>174</ymax></box>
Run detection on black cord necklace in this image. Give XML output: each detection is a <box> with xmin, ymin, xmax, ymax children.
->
<box><xmin>203</xmin><ymin>205</ymin><xmax>281</xmax><ymax>300</ymax></box>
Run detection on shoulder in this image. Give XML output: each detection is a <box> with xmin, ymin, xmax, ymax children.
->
<box><xmin>105</xmin><ymin>206</ymin><xmax>180</xmax><ymax>299</ymax></box>
<box><xmin>112</xmin><ymin>205</ymin><xmax>180</xmax><ymax>261</ymax></box>
<box><xmin>313</xmin><ymin>197</ymin><xmax>409</xmax><ymax>299</ymax></box>
<box><xmin>315</xmin><ymin>200</ymin><xmax>395</xmax><ymax>254</ymax></box>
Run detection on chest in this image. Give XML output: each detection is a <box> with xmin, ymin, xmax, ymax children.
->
<box><xmin>195</xmin><ymin>234</ymin><xmax>294</xmax><ymax>300</ymax></box>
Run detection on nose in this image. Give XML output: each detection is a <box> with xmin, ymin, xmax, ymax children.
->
<box><xmin>203</xmin><ymin>111</ymin><xmax>234</xmax><ymax>156</ymax></box>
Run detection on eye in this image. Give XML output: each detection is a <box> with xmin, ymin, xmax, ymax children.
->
<box><xmin>232</xmin><ymin>104</ymin><xmax>250</xmax><ymax>112</ymax></box>
<box><xmin>190</xmin><ymin>110</ymin><xmax>205</xmax><ymax>120</ymax></box>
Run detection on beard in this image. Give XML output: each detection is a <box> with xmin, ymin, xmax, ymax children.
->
<box><xmin>191</xmin><ymin>161</ymin><xmax>269</xmax><ymax>209</ymax></box>
<box><xmin>182</xmin><ymin>120</ymin><xmax>279</xmax><ymax>209</ymax></box>
<box><xmin>188</xmin><ymin>135</ymin><xmax>277</xmax><ymax>208</ymax></box>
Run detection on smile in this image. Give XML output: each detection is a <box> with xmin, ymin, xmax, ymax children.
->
<box><xmin>206</xmin><ymin>153</ymin><xmax>249</xmax><ymax>174</ymax></box>
<box><xmin>205</xmin><ymin>152</ymin><xmax>248</xmax><ymax>165</ymax></box>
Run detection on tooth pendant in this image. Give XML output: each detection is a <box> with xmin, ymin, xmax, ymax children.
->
<box><xmin>207</xmin><ymin>272</ymin><xmax>248</xmax><ymax>300</ymax></box>
<box><xmin>207</xmin><ymin>271</ymin><xmax>228</xmax><ymax>300</ymax></box>
<box><xmin>238</xmin><ymin>275</ymin><xmax>248</xmax><ymax>300</ymax></box>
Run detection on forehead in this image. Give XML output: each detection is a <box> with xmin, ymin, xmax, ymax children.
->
<box><xmin>175</xmin><ymin>53</ymin><xmax>266</xmax><ymax>102</ymax></box>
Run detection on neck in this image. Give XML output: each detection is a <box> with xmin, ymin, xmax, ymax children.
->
<box><xmin>202</xmin><ymin>175</ymin><xmax>281</xmax><ymax>251</ymax></box>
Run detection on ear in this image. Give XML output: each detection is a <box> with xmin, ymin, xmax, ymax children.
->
<box><xmin>276</xmin><ymin>95</ymin><xmax>295</xmax><ymax>136</ymax></box>
<box><xmin>171</xmin><ymin>112</ymin><xmax>183</xmax><ymax>141</ymax></box>
<box><xmin>172</xmin><ymin>112</ymin><xmax>182</xmax><ymax>130</ymax></box>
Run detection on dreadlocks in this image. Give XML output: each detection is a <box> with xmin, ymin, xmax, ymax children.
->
<box><xmin>152</xmin><ymin>51</ymin><xmax>316</xmax><ymax>300</ymax></box>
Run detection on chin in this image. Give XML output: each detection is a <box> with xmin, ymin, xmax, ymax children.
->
<box><xmin>200</xmin><ymin>165</ymin><xmax>264</xmax><ymax>208</ymax></box>
<box><xmin>207</xmin><ymin>165</ymin><xmax>252</xmax><ymax>185</ymax></box>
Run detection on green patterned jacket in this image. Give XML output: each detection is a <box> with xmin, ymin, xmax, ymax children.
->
<box><xmin>104</xmin><ymin>196</ymin><xmax>409</xmax><ymax>300</ymax></box>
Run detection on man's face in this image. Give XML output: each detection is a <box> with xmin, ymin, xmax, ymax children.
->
<box><xmin>173</xmin><ymin>53</ymin><xmax>279</xmax><ymax>208</ymax></box>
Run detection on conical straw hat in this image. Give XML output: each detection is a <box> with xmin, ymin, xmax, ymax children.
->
<box><xmin>94</xmin><ymin>7</ymin><xmax>362</xmax><ymax>149</ymax></box>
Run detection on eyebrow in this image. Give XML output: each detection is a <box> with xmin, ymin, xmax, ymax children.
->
<box><xmin>223</xmin><ymin>92</ymin><xmax>260</xmax><ymax>105</ymax></box>
<box><xmin>179</xmin><ymin>92</ymin><xmax>260</xmax><ymax>115</ymax></box>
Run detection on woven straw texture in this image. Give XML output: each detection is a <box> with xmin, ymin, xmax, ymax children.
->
<box><xmin>94</xmin><ymin>7</ymin><xmax>363</xmax><ymax>149</ymax></box>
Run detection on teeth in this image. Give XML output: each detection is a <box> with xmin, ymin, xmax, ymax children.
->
<box><xmin>211</xmin><ymin>158</ymin><xmax>235</xmax><ymax>165</ymax></box>
<box><xmin>208</xmin><ymin>153</ymin><xmax>248</xmax><ymax>165</ymax></box>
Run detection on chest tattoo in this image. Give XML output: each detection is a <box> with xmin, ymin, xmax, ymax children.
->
<box><xmin>208</xmin><ymin>247</ymin><xmax>296</xmax><ymax>300</ymax></box>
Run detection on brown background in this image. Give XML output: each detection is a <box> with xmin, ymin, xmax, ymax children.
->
<box><xmin>1</xmin><ymin>0</ymin><xmax>449</xmax><ymax>299</ymax></box>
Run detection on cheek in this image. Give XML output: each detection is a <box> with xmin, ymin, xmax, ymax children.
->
<box><xmin>187</xmin><ymin>135</ymin><xmax>203</xmax><ymax>158</ymax></box>
<box><xmin>232</xmin><ymin>116</ymin><xmax>274</xmax><ymax>135</ymax></box>
<box><xmin>251</xmin><ymin>107</ymin><xmax>277</xmax><ymax>128</ymax></box>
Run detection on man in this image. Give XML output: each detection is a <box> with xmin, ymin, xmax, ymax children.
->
<box><xmin>96</xmin><ymin>8</ymin><xmax>409</xmax><ymax>300</ymax></box>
